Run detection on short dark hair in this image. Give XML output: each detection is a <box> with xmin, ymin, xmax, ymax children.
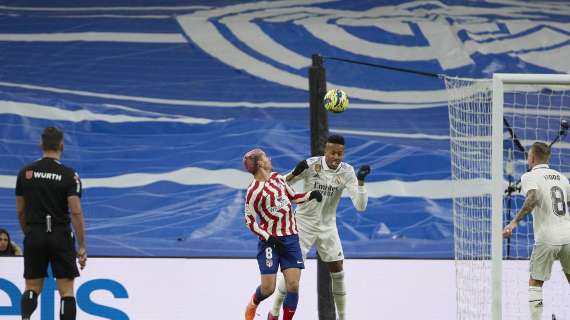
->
<box><xmin>531</xmin><ymin>142</ymin><xmax>551</xmax><ymax>162</ymax></box>
<box><xmin>41</xmin><ymin>127</ymin><xmax>64</xmax><ymax>151</ymax></box>
<box><xmin>327</xmin><ymin>134</ymin><xmax>345</xmax><ymax>145</ymax></box>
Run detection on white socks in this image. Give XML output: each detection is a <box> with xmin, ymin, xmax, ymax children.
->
<box><xmin>331</xmin><ymin>271</ymin><xmax>346</xmax><ymax>320</ymax></box>
<box><xmin>270</xmin><ymin>274</ymin><xmax>287</xmax><ymax>317</ymax></box>
<box><xmin>529</xmin><ymin>286</ymin><xmax>543</xmax><ymax>320</ymax></box>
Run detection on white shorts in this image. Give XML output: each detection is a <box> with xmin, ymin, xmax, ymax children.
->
<box><xmin>297</xmin><ymin>221</ymin><xmax>344</xmax><ymax>262</ymax></box>
<box><xmin>529</xmin><ymin>243</ymin><xmax>570</xmax><ymax>281</ymax></box>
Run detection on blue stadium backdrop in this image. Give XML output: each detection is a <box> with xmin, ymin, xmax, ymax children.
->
<box><xmin>1</xmin><ymin>0</ymin><xmax>569</xmax><ymax>258</ymax></box>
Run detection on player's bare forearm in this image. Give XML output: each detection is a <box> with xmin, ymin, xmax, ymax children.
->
<box><xmin>358</xmin><ymin>180</ymin><xmax>364</xmax><ymax>186</ymax></box>
<box><xmin>285</xmin><ymin>173</ymin><xmax>294</xmax><ymax>183</ymax></box>
<box><xmin>16</xmin><ymin>196</ymin><xmax>26</xmax><ymax>234</ymax></box>
<box><xmin>503</xmin><ymin>190</ymin><xmax>537</xmax><ymax>239</ymax></box>
<box><xmin>71</xmin><ymin>211</ymin><xmax>86</xmax><ymax>248</ymax></box>
<box><xmin>17</xmin><ymin>211</ymin><xmax>26</xmax><ymax>234</ymax></box>
<box><xmin>68</xmin><ymin>196</ymin><xmax>86</xmax><ymax>249</ymax></box>
<box><xmin>70</xmin><ymin>207</ymin><xmax>88</xmax><ymax>270</ymax></box>
<box><xmin>512</xmin><ymin>190</ymin><xmax>538</xmax><ymax>225</ymax></box>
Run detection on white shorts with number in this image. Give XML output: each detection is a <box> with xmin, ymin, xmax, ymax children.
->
<box><xmin>297</xmin><ymin>220</ymin><xmax>344</xmax><ymax>262</ymax></box>
<box><xmin>529</xmin><ymin>243</ymin><xmax>570</xmax><ymax>281</ymax></box>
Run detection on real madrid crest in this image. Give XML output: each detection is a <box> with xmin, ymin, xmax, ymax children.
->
<box><xmin>313</xmin><ymin>163</ymin><xmax>321</xmax><ymax>177</ymax></box>
<box><xmin>335</xmin><ymin>175</ymin><xmax>342</xmax><ymax>185</ymax></box>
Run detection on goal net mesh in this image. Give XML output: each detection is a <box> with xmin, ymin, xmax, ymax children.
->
<box><xmin>445</xmin><ymin>76</ymin><xmax>570</xmax><ymax>320</ymax></box>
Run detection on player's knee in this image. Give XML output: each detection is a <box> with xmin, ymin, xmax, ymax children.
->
<box><xmin>328</xmin><ymin>260</ymin><xmax>344</xmax><ymax>273</ymax></box>
<box><xmin>285</xmin><ymin>279</ymin><xmax>300</xmax><ymax>293</ymax></box>
<box><xmin>260</xmin><ymin>283</ymin><xmax>276</xmax><ymax>296</ymax></box>
<box><xmin>25</xmin><ymin>279</ymin><xmax>44</xmax><ymax>294</ymax></box>
<box><xmin>529</xmin><ymin>278</ymin><xmax>544</xmax><ymax>287</ymax></box>
<box><xmin>56</xmin><ymin>279</ymin><xmax>75</xmax><ymax>297</ymax></box>
<box><xmin>277</xmin><ymin>276</ymin><xmax>287</xmax><ymax>293</ymax></box>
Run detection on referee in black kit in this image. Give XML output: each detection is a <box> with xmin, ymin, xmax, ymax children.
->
<box><xmin>15</xmin><ymin>127</ymin><xmax>87</xmax><ymax>320</ymax></box>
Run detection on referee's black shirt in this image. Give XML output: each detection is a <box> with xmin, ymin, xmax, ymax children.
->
<box><xmin>15</xmin><ymin>157</ymin><xmax>82</xmax><ymax>226</ymax></box>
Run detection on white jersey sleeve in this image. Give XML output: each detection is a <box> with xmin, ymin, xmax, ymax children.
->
<box><xmin>286</xmin><ymin>157</ymin><xmax>318</xmax><ymax>185</ymax></box>
<box><xmin>344</xmin><ymin>165</ymin><xmax>368</xmax><ymax>212</ymax></box>
<box><xmin>521</xmin><ymin>171</ymin><xmax>538</xmax><ymax>196</ymax></box>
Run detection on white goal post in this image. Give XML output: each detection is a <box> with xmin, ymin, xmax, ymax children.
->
<box><xmin>446</xmin><ymin>73</ymin><xmax>570</xmax><ymax>320</ymax></box>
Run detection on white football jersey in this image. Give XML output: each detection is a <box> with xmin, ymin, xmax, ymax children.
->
<box><xmin>521</xmin><ymin>164</ymin><xmax>570</xmax><ymax>245</ymax></box>
<box><xmin>288</xmin><ymin>156</ymin><xmax>368</xmax><ymax>232</ymax></box>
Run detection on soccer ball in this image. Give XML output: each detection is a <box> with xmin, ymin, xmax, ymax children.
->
<box><xmin>323</xmin><ymin>89</ymin><xmax>349</xmax><ymax>113</ymax></box>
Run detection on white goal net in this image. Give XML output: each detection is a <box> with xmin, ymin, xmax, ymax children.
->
<box><xmin>446</xmin><ymin>74</ymin><xmax>570</xmax><ymax>320</ymax></box>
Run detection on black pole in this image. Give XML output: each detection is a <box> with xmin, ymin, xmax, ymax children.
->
<box><xmin>309</xmin><ymin>53</ymin><xmax>335</xmax><ymax>320</ymax></box>
<box><xmin>310</xmin><ymin>54</ymin><xmax>329</xmax><ymax>156</ymax></box>
<box><xmin>505</xmin><ymin>174</ymin><xmax>513</xmax><ymax>258</ymax></box>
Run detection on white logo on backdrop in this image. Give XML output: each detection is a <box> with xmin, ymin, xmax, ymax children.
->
<box><xmin>177</xmin><ymin>0</ymin><xmax>570</xmax><ymax>104</ymax></box>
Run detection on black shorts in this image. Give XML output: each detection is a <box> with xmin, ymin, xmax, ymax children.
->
<box><xmin>23</xmin><ymin>226</ymin><xmax>79</xmax><ymax>279</ymax></box>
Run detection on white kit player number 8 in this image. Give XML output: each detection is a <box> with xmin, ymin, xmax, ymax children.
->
<box><xmin>550</xmin><ymin>186</ymin><xmax>567</xmax><ymax>216</ymax></box>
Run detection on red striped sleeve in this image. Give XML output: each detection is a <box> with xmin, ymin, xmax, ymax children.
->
<box><xmin>246</xmin><ymin>181</ymin><xmax>259</xmax><ymax>203</ymax></box>
<box><xmin>244</xmin><ymin>181</ymin><xmax>270</xmax><ymax>240</ymax></box>
<box><xmin>282</xmin><ymin>178</ymin><xmax>308</xmax><ymax>204</ymax></box>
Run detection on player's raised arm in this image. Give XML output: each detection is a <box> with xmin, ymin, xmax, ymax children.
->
<box><xmin>345</xmin><ymin>165</ymin><xmax>370</xmax><ymax>212</ymax></box>
<box><xmin>285</xmin><ymin>159</ymin><xmax>309</xmax><ymax>184</ymax></box>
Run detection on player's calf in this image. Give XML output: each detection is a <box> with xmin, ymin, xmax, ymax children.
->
<box><xmin>20</xmin><ymin>290</ymin><xmax>38</xmax><ymax>320</ymax></box>
<box><xmin>282</xmin><ymin>292</ymin><xmax>299</xmax><ymax>320</ymax></box>
<box><xmin>529</xmin><ymin>286</ymin><xmax>543</xmax><ymax>320</ymax></box>
<box><xmin>60</xmin><ymin>296</ymin><xmax>76</xmax><ymax>320</ymax></box>
<box><xmin>331</xmin><ymin>270</ymin><xmax>347</xmax><ymax>320</ymax></box>
<box><xmin>269</xmin><ymin>275</ymin><xmax>287</xmax><ymax>319</ymax></box>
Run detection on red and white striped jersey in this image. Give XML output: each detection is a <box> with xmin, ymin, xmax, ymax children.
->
<box><xmin>244</xmin><ymin>172</ymin><xmax>310</xmax><ymax>240</ymax></box>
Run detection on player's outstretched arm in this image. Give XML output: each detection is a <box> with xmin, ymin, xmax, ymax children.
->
<box><xmin>285</xmin><ymin>159</ymin><xmax>308</xmax><ymax>183</ymax></box>
<box><xmin>346</xmin><ymin>165</ymin><xmax>370</xmax><ymax>211</ymax></box>
<box><xmin>281</xmin><ymin>174</ymin><xmax>314</xmax><ymax>204</ymax></box>
<box><xmin>356</xmin><ymin>165</ymin><xmax>371</xmax><ymax>186</ymax></box>
<box><xmin>308</xmin><ymin>190</ymin><xmax>323</xmax><ymax>202</ymax></box>
<box><xmin>503</xmin><ymin>189</ymin><xmax>538</xmax><ymax>238</ymax></box>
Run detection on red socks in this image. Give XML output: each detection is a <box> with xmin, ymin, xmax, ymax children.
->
<box><xmin>282</xmin><ymin>306</ymin><xmax>296</xmax><ymax>320</ymax></box>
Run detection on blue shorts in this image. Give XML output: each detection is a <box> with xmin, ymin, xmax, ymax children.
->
<box><xmin>257</xmin><ymin>234</ymin><xmax>305</xmax><ymax>274</ymax></box>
